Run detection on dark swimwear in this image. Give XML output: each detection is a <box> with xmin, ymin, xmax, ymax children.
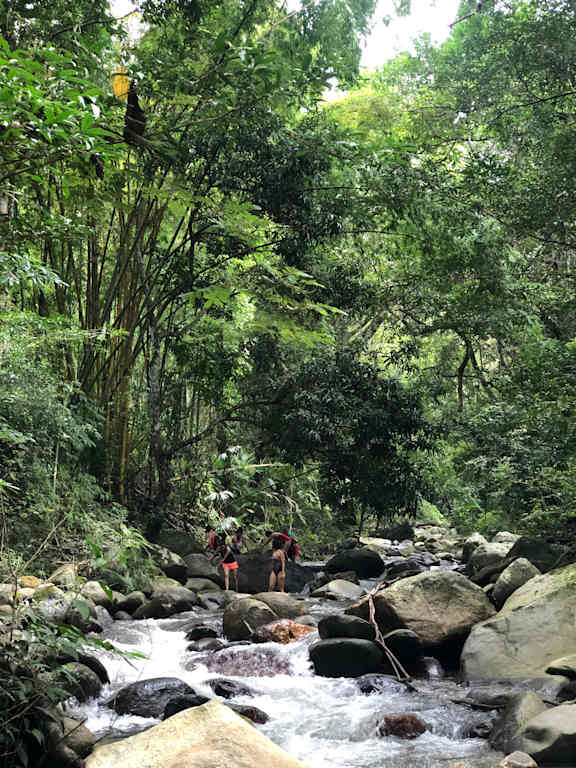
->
<box><xmin>271</xmin><ymin>557</ymin><xmax>283</xmax><ymax>574</ymax></box>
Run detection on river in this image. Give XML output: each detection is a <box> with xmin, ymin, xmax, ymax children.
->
<box><xmin>70</xmin><ymin>595</ymin><xmax>504</xmax><ymax>767</ymax></box>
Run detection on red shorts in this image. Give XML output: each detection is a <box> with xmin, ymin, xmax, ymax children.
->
<box><xmin>222</xmin><ymin>561</ymin><xmax>238</xmax><ymax>570</ymax></box>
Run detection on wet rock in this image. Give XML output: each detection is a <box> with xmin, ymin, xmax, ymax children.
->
<box><xmin>59</xmin><ymin>662</ymin><xmax>103</xmax><ymax>702</ymax></box>
<box><xmin>489</xmin><ymin>692</ymin><xmax>548</xmax><ymax>753</ymax></box>
<box><xmin>223</xmin><ymin>597</ymin><xmax>277</xmax><ymax>641</ymax></box>
<box><xmin>198</xmin><ymin>591</ymin><xmax>228</xmax><ymax>609</ymax></box>
<box><xmin>419</xmin><ymin>656</ymin><xmax>444</xmax><ymax>679</ymax></box>
<box><xmin>311</xmin><ymin>579</ymin><xmax>366</xmax><ymax>601</ymax></box>
<box><xmin>382</xmin><ymin>629</ymin><xmax>422</xmax><ymax>666</ymax></box>
<box><xmin>150</xmin><ymin>584</ymin><xmax>198</xmax><ymax>612</ymax></box>
<box><xmin>318</xmin><ymin>614</ymin><xmax>376</xmax><ymax>641</ymax></box>
<box><xmin>309</xmin><ymin>638</ymin><xmax>385</xmax><ymax>678</ymax></box>
<box><xmin>519</xmin><ymin>703</ymin><xmax>576</xmax><ymax>764</ymax></box>
<box><xmin>463</xmin><ymin>719</ymin><xmax>494</xmax><ymax>739</ymax></box>
<box><xmin>115</xmin><ymin>591</ymin><xmax>146</xmax><ymax>615</ymax></box>
<box><xmin>230</xmin><ymin>703</ymin><xmax>270</xmax><ymax>724</ymax></box>
<box><xmin>492</xmin><ymin>559</ymin><xmax>540</xmax><ymax>609</ymax></box>
<box><xmin>61</xmin><ymin>716</ymin><xmax>96</xmax><ymax>758</ymax></box>
<box><xmin>187</xmin><ymin>637</ymin><xmax>226</xmax><ymax>652</ymax></box>
<box><xmin>86</xmin><ymin>699</ymin><xmax>305</xmax><ymax>768</ymax></box>
<box><xmin>461</xmin><ymin>563</ymin><xmax>576</xmax><ymax>679</ymax></box>
<box><xmin>383</xmin><ymin>557</ymin><xmax>426</xmax><ymax>581</ymax></box>
<box><xmin>35</xmin><ymin>597</ymin><xmax>102</xmax><ymax>634</ymax></box>
<box><xmin>163</xmin><ymin>693</ymin><xmax>210</xmax><ymax>719</ymax></box>
<box><xmin>457</xmin><ymin>678</ymin><xmax>576</xmax><ymax>710</ymax></box>
<box><xmin>48</xmin><ymin>653</ymin><xmax>109</xmax><ymax>685</ymax></box>
<box><xmin>185</xmin><ymin>624</ymin><xmax>219</xmax><ymax>641</ymax></box>
<box><xmin>325</xmin><ymin>548</ymin><xmax>384</xmax><ymax>579</ymax></box>
<box><xmin>499</xmin><ymin>752</ymin><xmax>537</xmax><ymax>768</ymax></box>
<box><xmin>251</xmin><ymin>592</ymin><xmax>309</xmax><ymax>620</ymax></box>
<box><xmin>546</xmin><ymin>654</ymin><xmax>576</xmax><ymax>679</ymax></box>
<box><xmin>234</xmin><ymin>554</ymin><xmax>317</xmax><ymax>594</ymax></box>
<box><xmin>356</xmin><ymin>673</ymin><xmax>410</xmax><ymax>695</ymax></box>
<box><xmin>114</xmin><ymin>610</ymin><xmax>133</xmax><ymax>620</ymax></box>
<box><xmin>346</xmin><ymin>571</ymin><xmax>495</xmax><ymax>653</ymax></box>
<box><xmin>206</xmin><ymin>678</ymin><xmax>256</xmax><ymax>699</ymax></box>
<box><xmin>132</xmin><ymin>597</ymin><xmax>178</xmax><ymax>620</ymax></box>
<box><xmin>374</xmin><ymin>521</ymin><xmax>415</xmax><ymax>541</ymax></box>
<box><xmin>200</xmin><ymin>644</ymin><xmax>292</xmax><ymax>677</ymax></box>
<box><xmin>377</xmin><ymin>713</ymin><xmax>426</xmax><ymax>739</ymax></box>
<box><xmin>462</xmin><ymin>533</ymin><xmax>488</xmax><ymax>564</ymax></box>
<box><xmin>108</xmin><ymin>677</ymin><xmax>197</xmax><ymax>718</ymax></box>
<box><xmin>250</xmin><ymin>618</ymin><xmax>315</xmax><ymax>644</ymax></box>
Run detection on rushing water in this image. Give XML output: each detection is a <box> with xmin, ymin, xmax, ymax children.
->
<box><xmin>71</xmin><ymin>604</ymin><xmax>504</xmax><ymax>768</ymax></box>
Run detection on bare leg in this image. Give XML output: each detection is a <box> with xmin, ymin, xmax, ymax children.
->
<box><xmin>224</xmin><ymin>568</ymin><xmax>230</xmax><ymax>590</ymax></box>
<box><xmin>278</xmin><ymin>571</ymin><xmax>285</xmax><ymax>593</ymax></box>
<box><xmin>269</xmin><ymin>569</ymin><xmax>276</xmax><ymax>591</ymax></box>
<box><xmin>233</xmin><ymin>569</ymin><xmax>239</xmax><ymax>591</ymax></box>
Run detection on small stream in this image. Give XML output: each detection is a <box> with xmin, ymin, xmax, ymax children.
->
<box><xmin>70</xmin><ymin>599</ymin><xmax>504</xmax><ymax>767</ymax></box>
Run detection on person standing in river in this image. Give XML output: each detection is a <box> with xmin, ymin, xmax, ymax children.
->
<box><xmin>221</xmin><ymin>536</ymin><xmax>239</xmax><ymax>590</ymax></box>
<box><xmin>268</xmin><ymin>535</ymin><xmax>286</xmax><ymax>592</ymax></box>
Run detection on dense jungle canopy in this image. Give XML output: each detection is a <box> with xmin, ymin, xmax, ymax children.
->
<box><xmin>1</xmin><ymin>0</ymin><xmax>576</xmax><ymax>570</ymax></box>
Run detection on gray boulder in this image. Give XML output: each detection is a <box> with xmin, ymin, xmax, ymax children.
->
<box><xmin>492</xmin><ymin>531</ymin><xmax>520</xmax><ymax>545</ymax></box>
<box><xmin>150</xmin><ymin>584</ymin><xmax>198</xmax><ymax>612</ymax></box>
<box><xmin>546</xmin><ymin>655</ymin><xmax>576</xmax><ymax>679</ymax></box>
<box><xmin>108</xmin><ymin>677</ymin><xmax>197</xmax><ymax>718</ymax></box>
<box><xmin>325</xmin><ymin>549</ymin><xmax>384</xmax><ymax>579</ymax></box>
<box><xmin>309</xmin><ymin>638</ymin><xmax>385</xmax><ymax>678</ymax></box>
<box><xmin>492</xmin><ymin>559</ymin><xmax>540</xmax><ymax>608</ymax></box>
<box><xmin>186</xmin><ymin>577</ymin><xmax>221</xmax><ymax>592</ymax></box>
<box><xmin>505</xmin><ymin>537</ymin><xmax>566</xmax><ymax>573</ymax></box>
<box><xmin>148</xmin><ymin>544</ymin><xmax>188</xmax><ymax>584</ymax></box>
<box><xmin>346</xmin><ymin>570</ymin><xmax>495</xmax><ymax>651</ymax></box>
<box><xmin>489</xmin><ymin>692</ymin><xmax>548</xmax><ymax>753</ymax></box>
<box><xmin>468</xmin><ymin>542</ymin><xmax>513</xmax><ymax>575</ymax></box>
<box><xmin>223</xmin><ymin>597</ymin><xmax>277</xmax><ymax>641</ymax></box>
<box><xmin>115</xmin><ymin>590</ymin><xmax>146</xmax><ymax>615</ymax></box>
<box><xmin>462</xmin><ymin>533</ymin><xmax>488</xmax><ymax>564</ymax></box>
<box><xmin>311</xmin><ymin>580</ymin><xmax>366</xmax><ymax>601</ymax></box>
<box><xmin>318</xmin><ymin>614</ymin><xmax>376</xmax><ymax>641</ymax></box>
<box><xmin>461</xmin><ymin>563</ymin><xmax>576</xmax><ymax>679</ymax></box>
<box><xmin>251</xmin><ymin>592</ymin><xmax>309</xmax><ymax>620</ymax></box>
<box><xmin>519</xmin><ymin>703</ymin><xmax>576</xmax><ymax>764</ymax></box>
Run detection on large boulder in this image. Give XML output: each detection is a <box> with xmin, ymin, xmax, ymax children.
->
<box><xmin>468</xmin><ymin>542</ymin><xmax>513</xmax><ymax>575</ymax></box>
<box><xmin>250</xmin><ymin>619</ymin><xmax>315</xmax><ymax>644</ymax></box>
<box><xmin>373</xmin><ymin>521</ymin><xmax>415</xmax><ymax>541</ymax></box>
<box><xmin>462</xmin><ymin>533</ymin><xmax>488</xmax><ymax>564</ymax></box>
<box><xmin>309</xmin><ymin>638</ymin><xmax>385</xmax><ymax>678</ymax></box>
<box><xmin>311</xmin><ymin>579</ymin><xmax>366</xmax><ymax>601</ymax></box>
<box><xmin>236</xmin><ymin>553</ymin><xmax>316</xmax><ymax>594</ymax></box>
<box><xmin>489</xmin><ymin>692</ymin><xmax>548</xmax><ymax>753</ymax></box>
<box><xmin>251</xmin><ymin>592</ymin><xmax>309</xmax><ymax>620</ymax></box>
<box><xmin>48</xmin><ymin>563</ymin><xmax>80</xmax><ymax>586</ymax></box>
<box><xmin>505</xmin><ymin>537</ymin><xmax>566</xmax><ymax>573</ymax></box>
<box><xmin>461</xmin><ymin>564</ymin><xmax>576</xmax><ymax>679</ymax></box>
<box><xmin>86</xmin><ymin>699</ymin><xmax>305</xmax><ymax>768</ymax></box>
<box><xmin>148</xmin><ymin>544</ymin><xmax>188</xmax><ymax>584</ymax></box>
<box><xmin>184</xmin><ymin>553</ymin><xmax>223</xmax><ymax>582</ymax></box>
<box><xmin>493</xmin><ymin>532</ymin><xmax>520</xmax><ymax>545</ymax></box>
<box><xmin>318</xmin><ymin>614</ymin><xmax>376</xmax><ymax>641</ymax></box>
<box><xmin>150</xmin><ymin>584</ymin><xmax>199</xmax><ymax>612</ymax></box>
<box><xmin>492</xmin><ymin>559</ymin><xmax>540</xmax><ymax>609</ymax></box>
<box><xmin>518</xmin><ymin>704</ymin><xmax>576</xmax><ymax>764</ymax></box>
<box><xmin>108</xmin><ymin>677</ymin><xmax>196</xmax><ymax>718</ymax></box>
<box><xmin>546</xmin><ymin>655</ymin><xmax>576</xmax><ymax>679</ymax></box>
<box><xmin>345</xmin><ymin>570</ymin><xmax>495</xmax><ymax>653</ymax></box>
<box><xmin>155</xmin><ymin>529</ymin><xmax>201</xmax><ymax>558</ymax></box>
<box><xmin>80</xmin><ymin>581</ymin><xmax>115</xmax><ymax>613</ymax></box>
<box><xmin>223</xmin><ymin>597</ymin><xmax>277</xmax><ymax>641</ymax></box>
<box><xmin>325</xmin><ymin>549</ymin><xmax>384</xmax><ymax>579</ymax></box>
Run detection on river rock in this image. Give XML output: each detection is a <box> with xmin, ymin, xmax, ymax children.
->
<box><xmin>383</xmin><ymin>557</ymin><xmax>426</xmax><ymax>581</ymax></box>
<box><xmin>346</xmin><ymin>570</ymin><xmax>495</xmax><ymax>652</ymax></box>
<box><xmin>318</xmin><ymin>614</ymin><xmax>376</xmax><ymax>641</ymax></box>
<box><xmin>377</xmin><ymin>713</ymin><xmax>426</xmax><ymax>739</ymax></box>
<box><xmin>493</xmin><ymin>532</ymin><xmax>520</xmax><ymax>545</ymax></box>
<box><xmin>151</xmin><ymin>584</ymin><xmax>198</xmax><ymax>612</ymax></box>
<box><xmin>499</xmin><ymin>753</ymin><xmax>537</xmax><ymax>768</ymax></box>
<box><xmin>186</xmin><ymin>577</ymin><xmax>221</xmax><ymax>592</ymax></box>
<box><xmin>489</xmin><ymin>692</ymin><xmax>548</xmax><ymax>752</ymax></box>
<box><xmin>163</xmin><ymin>693</ymin><xmax>210</xmax><ymax>718</ymax></box>
<box><xmin>359</xmin><ymin>537</ymin><xmax>393</xmax><ymax>555</ymax></box>
<box><xmin>546</xmin><ymin>654</ymin><xmax>576</xmax><ymax>679</ymax></box>
<box><xmin>184</xmin><ymin>553</ymin><xmax>223</xmax><ymax>582</ymax></box>
<box><xmin>325</xmin><ymin>548</ymin><xmax>384</xmax><ymax>578</ymax></box>
<box><xmin>236</xmin><ymin>553</ymin><xmax>316</xmax><ymax>594</ymax></box>
<box><xmin>250</xmin><ymin>619</ymin><xmax>315</xmax><ymax>644</ymax></box>
<box><xmin>251</xmin><ymin>592</ymin><xmax>309</xmax><ymax>619</ymax></box>
<box><xmin>187</xmin><ymin>637</ymin><xmax>226</xmax><ymax>652</ymax></box>
<box><xmin>518</xmin><ymin>703</ymin><xmax>576</xmax><ymax>764</ymax></box>
<box><xmin>115</xmin><ymin>590</ymin><xmax>146</xmax><ymax>614</ymax></box>
<box><xmin>86</xmin><ymin>699</ymin><xmax>305</xmax><ymax>768</ymax></box>
<box><xmin>462</xmin><ymin>533</ymin><xmax>488</xmax><ymax>564</ymax></box>
<box><xmin>148</xmin><ymin>543</ymin><xmax>188</xmax><ymax>583</ymax></box>
<box><xmin>32</xmin><ymin>583</ymin><xmax>66</xmax><ymax>601</ymax></box>
<box><xmin>185</xmin><ymin>624</ymin><xmax>218</xmax><ymax>641</ymax></box>
<box><xmin>461</xmin><ymin>563</ymin><xmax>576</xmax><ymax>679</ymax></box>
<box><xmin>311</xmin><ymin>579</ymin><xmax>366</xmax><ymax>601</ymax></box>
<box><xmin>468</xmin><ymin>543</ymin><xmax>513</xmax><ymax>575</ymax></box>
<box><xmin>492</xmin><ymin>559</ymin><xmax>540</xmax><ymax>608</ymax></box>
<box><xmin>108</xmin><ymin>677</ymin><xmax>197</xmax><ymax>718</ymax></box>
<box><xmin>80</xmin><ymin>581</ymin><xmax>115</xmax><ymax>612</ymax></box>
<box><xmin>356</xmin><ymin>673</ymin><xmax>411</xmax><ymax>695</ymax></box>
<box><xmin>374</xmin><ymin>521</ymin><xmax>415</xmax><ymax>541</ymax></box>
<box><xmin>223</xmin><ymin>597</ymin><xmax>277</xmax><ymax>640</ymax></box>
<box><xmin>58</xmin><ymin>662</ymin><xmax>104</xmax><ymax>702</ymax></box>
<box><xmin>198</xmin><ymin>590</ymin><xmax>228</xmax><ymax>609</ymax></box>
<box><xmin>132</xmin><ymin>597</ymin><xmax>180</xmax><ymax>620</ymax></box>
<box><xmin>206</xmin><ymin>678</ymin><xmax>256</xmax><ymax>698</ymax></box>
<box><xmin>61</xmin><ymin>716</ymin><xmax>96</xmax><ymax>758</ymax></box>
<box><xmin>505</xmin><ymin>537</ymin><xmax>564</xmax><ymax>573</ymax></box>
<box><xmin>382</xmin><ymin>629</ymin><xmax>422</xmax><ymax>666</ymax></box>
<box><xmin>18</xmin><ymin>574</ymin><xmax>42</xmax><ymax>588</ymax></box>
<box><xmin>309</xmin><ymin>637</ymin><xmax>385</xmax><ymax>677</ymax></box>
